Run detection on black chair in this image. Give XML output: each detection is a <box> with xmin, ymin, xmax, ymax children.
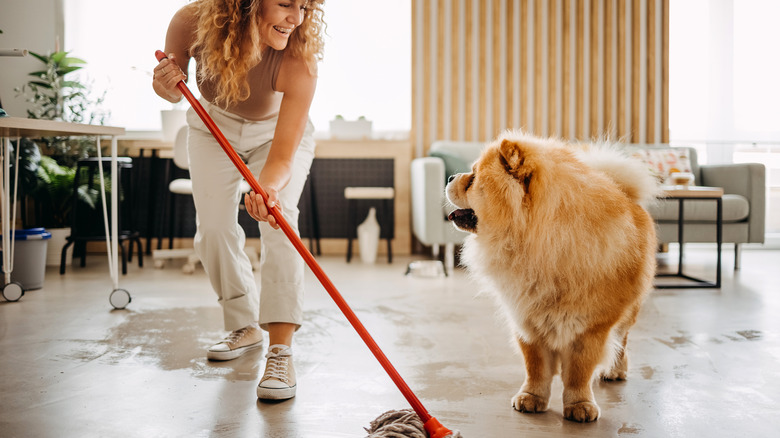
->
<box><xmin>60</xmin><ymin>157</ymin><xmax>143</xmax><ymax>275</ymax></box>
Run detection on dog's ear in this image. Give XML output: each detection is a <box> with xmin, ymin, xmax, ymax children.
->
<box><xmin>499</xmin><ymin>139</ymin><xmax>533</xmax><ymax>192</ymax></box>
<box><xmin>499</xmin><ymin>139</ymin><xmax>524</xmax><ymax>170</ymax></box>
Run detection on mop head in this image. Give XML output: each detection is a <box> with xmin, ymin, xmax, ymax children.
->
<box><xmin>364</xmin><ymin>409</ymin><xmax>463</xmax><ymax>438</ymax></box>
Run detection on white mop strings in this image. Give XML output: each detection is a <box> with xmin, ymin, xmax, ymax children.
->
<box><xmin>364</xmin><ymin>409</ymin><xmax>464</xmax><ymax>438</ymax></box>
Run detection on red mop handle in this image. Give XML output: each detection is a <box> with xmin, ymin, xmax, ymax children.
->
<box><xmin>155</xmin><ymin>51</ymin><xmax>454</xmax><ymax>437</ymax></box>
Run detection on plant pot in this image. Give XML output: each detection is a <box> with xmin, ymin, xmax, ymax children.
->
<box><xmin>161</xmin><ymin>109</ymin><xmax>187</xmax><ymax>142</ymax></box>
<box><xmin>46</xmin><ymin>227</ymin><xmax>72</xmax><ymax>267</ymax></box>
<box><xmin>329</xmin><ymin>118</ymin><xmax>372</xmax><ymax>139</ymax></box>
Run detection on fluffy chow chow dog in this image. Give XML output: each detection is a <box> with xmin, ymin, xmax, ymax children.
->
<box><xmin>446</xmin><ymin>131</ymin><xmax>659</xmax><ymax>422</ymax></box>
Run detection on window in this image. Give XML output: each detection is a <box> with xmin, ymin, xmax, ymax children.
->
<box><xmin>63</xmin><ymin>0</ymin><xmax>411</xmax><ymax>135</ymax></box>
<box><xmin>670</xmin><ymin>0</ymin><xmax>780</xmax><ymax>239</ymax></box>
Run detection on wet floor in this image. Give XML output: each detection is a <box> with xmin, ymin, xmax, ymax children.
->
<box><xmin>1</xmin><ymin>248</ymin><xmax>779</xmax><ymax>437</ymax></box>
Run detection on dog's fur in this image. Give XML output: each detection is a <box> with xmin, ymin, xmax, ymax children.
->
<box><xmin>446</xmin><ymin>131</ymin><xmax>659</xmax><ymax>422</ymax></box>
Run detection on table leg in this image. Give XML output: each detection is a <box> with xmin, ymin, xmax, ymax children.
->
<box><xmin>716</xmin><ymin>197</ymin><xmax>722</xmax><ymax>288</ymax></box>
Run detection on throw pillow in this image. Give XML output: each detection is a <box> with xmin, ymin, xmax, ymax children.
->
<box><xmin>631</xmin><ymin>148</ymin><xmax>694</xmax><ymax>185</ymax></box>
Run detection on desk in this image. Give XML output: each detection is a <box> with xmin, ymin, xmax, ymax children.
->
<box><xmin>655</xmin><ymin>185</ymin><xmax>724</xmax><ymax>289</ymax></box>
<box><xmin>0</xmin><ymin>117</ymin><xmax>128</xmax><ymax>305</ymax></box>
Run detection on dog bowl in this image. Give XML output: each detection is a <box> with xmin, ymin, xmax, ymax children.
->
<box><xmin>405</xmin><ymin>260</ymin><xmax>447</xmax><ymax>278</ymax></box>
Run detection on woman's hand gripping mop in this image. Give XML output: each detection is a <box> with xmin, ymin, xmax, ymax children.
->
<box><xmin>154</xmin><ymin>51</ymin><xmax>461</xmax><ymax>438</ymax></box>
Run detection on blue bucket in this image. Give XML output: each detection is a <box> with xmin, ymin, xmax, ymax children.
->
<box><xmin>0</xmin><ymin>228</ymin><xmax>52</xmax><ymax>290</ymax></box>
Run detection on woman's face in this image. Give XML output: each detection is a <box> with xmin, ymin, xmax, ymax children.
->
<box><xmin>259</xmin><ymin>0</ymin><xmax>307</xmax><ymax>50</ymax></box>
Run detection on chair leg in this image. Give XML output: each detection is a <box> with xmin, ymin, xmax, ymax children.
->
<box><xmin>136</xmin><ymin>238</ymin><xmax>144</xmax><ymax>267</ymax></box>
<box><xmin>79</xmin><ymin>242</ymin><xmax>87</xmax><ymax>267</ymax></box>
<box><xmin>346</xmin><ymin>199</ymin><xmax>355</xmax><ymax>263</ymax></box>
<box><xmin>168</xmin><ymin>193</ymin><xmax>176</xmax><ymax>249</ymax></box>
<box><xmin>734</xmin><ymin>243</ymin><xmax>741</xmax><ymax>270</ymax></box>
<box><xmin>387</xmin><ymin>237</ymin><xmax>392</xmax><ymax>264</ymax></box>
<box><xmin>382</xmin><ymin>198</ymin><xmax>392</xmax><ymax>263</ymax></box>
<box><xmin>60</xmin><ymin>240</ymin><xmax>75</xmax><ymax>275</ymax></box>
<box><xmin>120</xmin><ymin>241</ymin><xmax>128</xmax><ymax>275</ymax></box>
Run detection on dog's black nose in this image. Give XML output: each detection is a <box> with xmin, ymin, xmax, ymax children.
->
<box><xmin>447</xmin><ymin>175</ymin><xmax>455</xmax><ymax>184</ymax></box>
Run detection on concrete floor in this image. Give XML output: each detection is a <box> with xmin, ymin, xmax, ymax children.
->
<box><xmin>1</xmin><ymin>246</ymin><xmax>779</xmax><ymax>437</ymax></box>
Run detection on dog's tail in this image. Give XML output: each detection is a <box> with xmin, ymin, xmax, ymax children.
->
<box><xmin>576</xmin><ymin>143</ymin><xmax>662</xmax><ymax>208</ymax></box>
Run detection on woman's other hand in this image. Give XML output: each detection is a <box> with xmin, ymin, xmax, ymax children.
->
<box><xmin>244</xmin><ymin>189</ymin><xmax>282</xmax><ymax>230</ymax></box>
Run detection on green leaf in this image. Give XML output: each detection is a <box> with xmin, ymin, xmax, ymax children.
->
<box><xmin>28</xmin><ymin>51</ymin><xmax>48</xmax><ymax>64</ymax></box>
<box><xmin>61</xmin><ymin>80</ymin><xmax>86</xmax><ymax>89</ymax></box>
<box><xmin>58</xmin><ymin>66</ymin><xmax>84</xmax><ymax>75</ymax></box>
<box><xmin>51</xmin><ymin>51</ymin><xmax>68</xmax><ymax>63</ymax></box>
<box><xmin>27</xmin><ymin>81</ymin><xmax>53</xmax><ymax>89</ymax></box>
<box><xmin>62</xmin><ymin>57</ymin><xmax>87</xmax><ymax>66</ymax></box>
<box><xmin>27</xmin><ymin>70</ymin><xmax>50</xmax><ymax>77</ymax></box>
<box><xmin>76</xmin><ymin>185</ymin><xmax>98</xmax><ymax>210</ymax></box>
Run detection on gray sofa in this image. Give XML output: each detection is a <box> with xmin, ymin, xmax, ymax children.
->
<box><xmin>632</xmin><ymin>145</ymin><xmax>765</xmax><ymax>269</ymax></box>
<box><xmin>411</xmin><ymin>141</ymin><xmax>765</xmax><ymax>270</ymax></box>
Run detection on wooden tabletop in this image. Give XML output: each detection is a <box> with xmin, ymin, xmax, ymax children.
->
<box><xmin>0</xmin><ymin>117</ymin><xmax>125</xmax><ymax>138</ymax></box>
<box><xmin>661</xmin><ymin>185</ymin><xmax>724</xmax><ymax>198</ymax></box>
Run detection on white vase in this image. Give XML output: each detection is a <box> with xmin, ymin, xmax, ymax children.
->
<box><xmin>46</xmin><ymin>227</ymin><xmax>71</xmax><ymax>267</ymax></box>
<box><xmin>357</xmin><ymin>207</ymin><xmax>380</xmax><ymax>264</ymax></box>
<box><xmin>161</xmin><ymin>109</ymin><xmax>187</xmax><ymax>142</ymax></box>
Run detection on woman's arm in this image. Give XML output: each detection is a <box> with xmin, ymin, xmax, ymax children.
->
<box><xmin>152</xmin><ymin>4</ymin><xmax>196</xmax><ymax>103</ymax></box>
<box><xmin>245</xmin><ymin>54</ymin><xmax>317</xmax><ymax>228</ymax></box>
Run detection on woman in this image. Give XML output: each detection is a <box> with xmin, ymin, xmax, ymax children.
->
<box><xmin>152</xmin><ymin>0</ymin><xmax>325</xmax><ymax>401</ymax></box>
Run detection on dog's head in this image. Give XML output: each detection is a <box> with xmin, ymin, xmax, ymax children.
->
<box><xmin>445</xmin><ymin>133</ymin><xmax>546</xmax><ymax>234</ymax></box>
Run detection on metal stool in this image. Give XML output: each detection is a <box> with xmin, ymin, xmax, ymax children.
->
<box><xmin>344</xmin><ymin>186</ymin><xmax>394</xmax><ymax>263</ymax></box>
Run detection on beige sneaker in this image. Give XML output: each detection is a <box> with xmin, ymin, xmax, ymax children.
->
<box><xmin>207</xmin><ymin>324</ymin><xmax>263</xmax><ymax>361</ymax></box>
<box><xmin>257</xmin><ymin>344</ymin><xmax>296</xmax><ymax>400</ymax></box>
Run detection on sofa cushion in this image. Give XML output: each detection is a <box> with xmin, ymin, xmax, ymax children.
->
<box><xmin>649</xmin><ymin>194</ymin><xmax>750</xmax><ymax>223</ymax></box>
<box><xmin>631</xmin><ymin>147</ymin><xmax>694</xmax><ymax>184</ymax></box>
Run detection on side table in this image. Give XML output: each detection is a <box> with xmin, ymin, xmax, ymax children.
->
<box><xmin>655</xmin><ymin>185</ymin><xmax>724</xmax><ymax>289</ymax></box>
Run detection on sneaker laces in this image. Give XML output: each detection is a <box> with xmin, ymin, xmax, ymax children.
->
<box><xmin>224</xmin><ymin>327</ymin><xmax>249</xmax><ymax>344</ymax></box>
<box><xmin>263</xmin><ymin>346</ymin><xmax>292</xmax><ymax>384</ymax></box>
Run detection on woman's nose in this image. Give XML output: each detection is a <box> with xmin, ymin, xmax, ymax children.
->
<box><xmin>289</xmin><ymin>9</ymin><xmax>304</xmax><ymax>26</ymax></box>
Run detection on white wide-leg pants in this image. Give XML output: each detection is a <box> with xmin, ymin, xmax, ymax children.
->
<box><xmin>186</xmin><ymin>100</ymin><xmax>315</xmax><ymax>331</ymax></box>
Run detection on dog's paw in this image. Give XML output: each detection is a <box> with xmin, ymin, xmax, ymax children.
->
<box><xmin>599</xmin><ymin>368</ymin><xmax>627</xmax><ymax>381</ymax></box>
<box><xmin>564</xmin><ymin>401</ymin><xmax>600</xmax><ymax>422</ymax></box>
<box><xmin>511</xmin><ymin>392</ymin><xmax>549</xmax><ymax>413</ymax></box>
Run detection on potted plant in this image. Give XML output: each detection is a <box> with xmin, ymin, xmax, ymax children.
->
<box><xmin>15</xmin><ymin>50</ymin><xmax>109</xmax><ymax>166</ymax></box>
<box><xmin>14</xmin><ymin>49</ymin><xmax>109</xmax><ymax>265</ymax></box>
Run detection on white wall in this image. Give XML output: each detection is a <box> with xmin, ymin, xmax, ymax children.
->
<box><xmin>0</xmin><ymin>0</ymin><xmax>63</xmax><ymax>118</ymax></box>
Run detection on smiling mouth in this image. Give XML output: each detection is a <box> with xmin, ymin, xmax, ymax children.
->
<box><xmin>273</xmin><ymin>26</ymin><xmax>293</xmax><ymax>35</ymax></box>
<box><xmin>448</xmin><ymin>208</ymin><xmax>478</xmax><ymax>232</ymax></box>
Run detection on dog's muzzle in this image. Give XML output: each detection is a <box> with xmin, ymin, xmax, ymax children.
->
<box><xmin>448</xmin><ymin>208</ymin><xmax>478</xmax><ymax>232</ymax></box>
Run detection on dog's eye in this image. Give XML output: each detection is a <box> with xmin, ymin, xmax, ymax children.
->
<box><xmin>464</xmin><ymin>174</ymin><xmax>475</xmax><ymax>191</ymax></box>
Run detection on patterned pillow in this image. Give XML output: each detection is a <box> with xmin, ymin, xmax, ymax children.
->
<box><xmin>631</xmin><ymin>148</ymin><xmax>694</xmax><ymax>185</ymax></box>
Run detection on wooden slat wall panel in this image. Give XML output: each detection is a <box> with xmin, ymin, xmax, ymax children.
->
<box><xmin>411</xmin><ymin>0</ymin><xmax>669</xmax><ymax>157</ymax></box>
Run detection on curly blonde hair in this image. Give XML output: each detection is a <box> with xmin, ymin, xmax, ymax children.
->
<box><xmin>191</xmin><ymin>0</ymin><xmax>325</xmax><ymax>107</ymax></box>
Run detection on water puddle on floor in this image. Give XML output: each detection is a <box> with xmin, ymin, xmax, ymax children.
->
<box><xmin>60</xmin><ymin>307</ymin><xmax>267</xmax><ymax>381</ymax></box>
<box><xmin>58</xmin><ymin>306</ymin><xmax>344</xmax><ymax>382</ymax></box>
